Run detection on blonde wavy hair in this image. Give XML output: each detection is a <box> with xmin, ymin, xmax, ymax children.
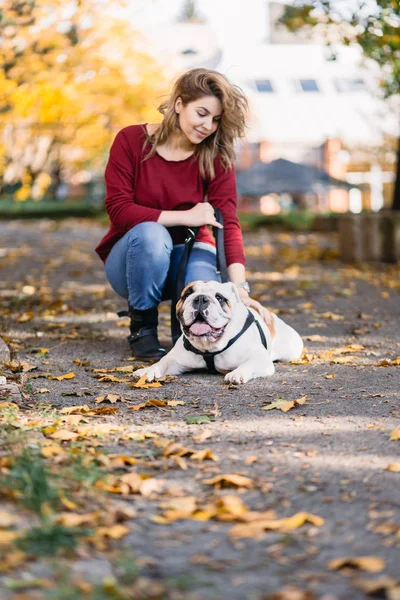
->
<box><xmin>143</xmin><ymin>68</ymin><xmax>248</xmax><ymax>180</ymax></box>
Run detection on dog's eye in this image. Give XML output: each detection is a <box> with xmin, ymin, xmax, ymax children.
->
<box><xmin>182</xmin><ymin>287</ymin><xmax>194</xmax><ymax>301</ymax></box>
<box><xmin>215</xmin><ymin>293</ymin><xmax>226</xmax><ymax>304</ymax></box>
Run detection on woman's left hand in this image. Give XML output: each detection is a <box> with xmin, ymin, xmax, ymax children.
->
<box><xmin>237</xmin><ymin>288</ymin><xmax>273</xmax><ymax>325</ymax></box>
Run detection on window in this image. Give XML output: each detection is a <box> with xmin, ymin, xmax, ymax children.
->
<box><xmin>299</xmin><ymin>79</ymin><xmax>319</xmax><ymax>92</ymax></box>
<box><xmin>335</xmin><ymin>78</ymin><xmax>366</xmax><ymax>92</ymax></box>
<box><xmin>255</xmin><ymin>79</ymin><xmax>274</xmax><ymax>93</ymax></box>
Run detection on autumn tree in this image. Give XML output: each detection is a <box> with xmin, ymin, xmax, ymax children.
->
<box><xmin>0</xmin><ymin>0</ymin><xmax>167</xmax><ymax>199</ymax></box>
<box><xmin>280</xmin><ymin>0</ymin><xmax>400</xmax><ymax>210</ymax></box>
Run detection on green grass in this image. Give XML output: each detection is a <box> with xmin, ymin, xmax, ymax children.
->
<box><xmin>0</xmin><ymin>199</ymin><xmax>103</xmax><ymax>219</ymax></box>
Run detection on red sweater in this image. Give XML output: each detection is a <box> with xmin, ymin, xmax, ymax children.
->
<box><xmin>95</xmin><ymin>124</ymin><xmax>245</xmax><ymax>266</ymax></box>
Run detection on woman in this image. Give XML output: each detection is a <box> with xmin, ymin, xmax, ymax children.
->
<box><xmin>95</xmin><ymin>68</ymin><xmax>271</xmax><ymax>361</ymax></box>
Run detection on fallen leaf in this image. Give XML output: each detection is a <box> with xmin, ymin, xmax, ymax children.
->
<box><xmin>229</xmin><ymin>512</ymin><xmax>324</xmax><ymax>539</ymax></box>
<box><xmin>262</xmin><ymin>586</ymin><xmax>315</xmax><ymax>600</ymax></box>
<box><xmin>327</xmin><ymin>556</ymin><xmax>385</xmax><ymax>573</ymax></box>
<box><xmin>190</xmin><ymin>448</ymin><xmax>219</xmax><ymax>462</ymax></box>
<box><xmin>0</xmin><ymin>510</ymin><xmax>18</xmax><ymax>528</ymax></box>
<box><xmin>385</xmin><ymin>463</ymin><xmax>400</xmax><ymax>472</ymax></box>
<box><xmin>378</xmin><ymin>357</ymin><xmax>400</xmax><ymax>367</ymax></box>
<box><xmin>320</xmin><ymin>312</ymin><xmax>344</xmax><ymax>320</ymax></box>
<box><xmin>95</xmin><ymin>394</ymin><xmax>122</xmax><ymax>404</ymax></box>
<box><xmin>73</xmin><ymin>358</ymin><xmax>91</xmax><ymax>366</ymax></box>
<box><xmin>167</xmin><ymin>400</ymin><xmax>185</xmax><ymax>407</ymax></box>
<box><xmin>261</xmin><ymin>396</ymin><xmax>307</xmax><ymax>412</ymax></box>
<box><xmin>203</xmin><ymin>474</ymin><xmax>254</xmax><ymax>488</ymax></box>
<box><xmin>95</xmin><ymin>524</ymin><xmax>129</xmax><ymax>539</ymax></box>
<box><xmin>56</xmin><ymin>512</ymin><xmax>101</xmax><ymax>527</ymax></box>
<box><xmin>192</xmin><ymin>429</ymin><xmax>212</xmax><ymax>443</ymax></box>
<box><xmin>49</xmin><ymin>429</ymin><xmax>79</xmax><ymax>441</ymax></box>
<box><xmin>389</xmin><ymin>429</ymin><xmax>400</xmax><ymax>441</ymax></box>
<box><xmin>0</xmin><ymin>551</ymin><xmax>26</xmax><ymax>573</ymax></box>
<box><xmin>60</xmin><ymin>405</ymin><xmax>92</xmax><ymax>414</ymax></box>
<box><xmin>0</xmin><ymin>530</ymin><xmax>19</xmax><ymax>546</ymax></box>
<box><xmin>48</xmin><ymin>372</ymin><xmax>76</xmax><ymax>381</ymax></box>
<box><xmin>304</xmin><ymin>335</ymin><xmax>328</xmax><ymax>342</ymax></box>
<box><xmin>186</xmin><ymin>415</ymin><xmax>212</xmax><ymax>424</ymax></box>
<box><xmin>353</xmin><ymin>577</ymin><xmax>400</xmax><ymax>595</ymax></box>
<box><xmin>41</xmin><ymin>444</ymin><xmax>65</xmax><ymax>458</ymax></box>
<box><xmin>130</xmin><ymin>375</ymin><xmax>162</xmax><ymax>389</ymax></box>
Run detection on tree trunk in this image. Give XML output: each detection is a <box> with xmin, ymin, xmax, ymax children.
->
<box><xmin>392</xmin><ymin>136</ymin><xmax>400</xmax><ymax>210</ymax></box>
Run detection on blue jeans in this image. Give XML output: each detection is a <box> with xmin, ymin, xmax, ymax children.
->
<box><xmin>104</xmin><ymin>222</ymin><xmax>221</xmax><ymax>309</ymax></box>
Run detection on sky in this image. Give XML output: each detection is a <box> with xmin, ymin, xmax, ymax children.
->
<box><xmin>127</xmin><ymin>0</ymin><xmax>270</xmax><ymax>49</ymax></box>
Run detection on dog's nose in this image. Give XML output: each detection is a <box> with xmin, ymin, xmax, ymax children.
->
<box><xmin>193</xmin><ymin>295</ymin><xmax>209</xmax><ymax>310</ymax></box>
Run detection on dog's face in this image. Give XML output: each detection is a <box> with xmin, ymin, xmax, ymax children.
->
<box><xmin>176</xmin><ymin>281</ymin><xmax>241</xmax><ymax>349</ymax></box>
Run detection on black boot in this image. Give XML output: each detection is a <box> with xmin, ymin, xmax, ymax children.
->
<box><xmin>118</xmin><ymin>306</ymin><xmax>166</xmax><ymax>361</ymax></box>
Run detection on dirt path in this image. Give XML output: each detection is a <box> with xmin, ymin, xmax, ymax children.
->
<box><xmin>0</xmin><ymin>219</ymin><xmax>399</xmax><ymax>600</ymax></box>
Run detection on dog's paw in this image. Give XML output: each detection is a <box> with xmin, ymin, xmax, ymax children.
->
<box><xmin>224</xmin><ymin>367</ymin><xmax>251</xmax><ymax>385</ymax></box>
<box><xmin>132</xmin><ymin>365</ymin><xmax>163</xmax><ymax>382</ymax></box>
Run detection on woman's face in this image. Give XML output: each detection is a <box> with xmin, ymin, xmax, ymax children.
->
<box><xmin>175</xmin><ymin>95</ymin><xmax>222</xmax><ymax>146</ymax></box>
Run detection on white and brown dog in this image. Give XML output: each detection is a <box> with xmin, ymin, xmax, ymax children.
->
<box><xmin>132</xmin><ymin>281</ymin><xmax>304</xmax><ymax>385</ymax></box>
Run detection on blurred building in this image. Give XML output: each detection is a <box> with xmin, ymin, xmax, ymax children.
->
<box><xmin>137</xmin><ymin>0</ymin><xmax>399</xmax><ymax>213</ymax></box>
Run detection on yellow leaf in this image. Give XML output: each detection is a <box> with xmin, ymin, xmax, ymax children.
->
<box><xmin>95</xmin><ymin>394</ymin><xmax>121</xmax><ymax>404</ymax></box>
<box><xmin>0</xmin><ymin>530</ymin><xmax>19</xmax><ymax>546</ymax></box>
<box><xmin>353</xmin><ymin>577</ymin><xmax>400</xmax><ymax>594</ymax></box>
<box><xmin>192</xmin><ymin>429</ymin><xmax>212</xmax><ymax>443</ymax></box>
<box><xmin>48</xmin><ymin>372</ymin><xmax>76</xmax><ymax>381</ymax></box>
<box><xmin>0</xmin><ymin>510</ymin><xmax>18</xmax><ymax>528</ymax></box>
<box><xmin>41</xmin><ymin>444</ymin><xmax>65</xmax><ymax>458</ymax></box>
<box><xmin>229</xmin><ymin>512</ymin><xmax>324</xmax><ymax>539</ymax></box>
<box><xmin>59</xmin><ymin>492</ymin><xmax>78</xmax><ymax>511</ymax></box>
<box><xmin>49</xmin><ymin>429</ymin><xmax>79</xmax><ymax>441</ymax></box>
<box><xmin>261</xmin><ymin>399</ymin><xmax>295</xmax><ymax>412</ymax></box>
<box><xmin>167</xmin><ymin>400</ymin><xmax>186</xmax><ymax>407</ymax></box>
<box><xmin>203</xmin><ymin>474</ymin><xmax>254</xmax><ymax>488</ymax></box>
<box><xmin>324</xmin><ymin>374</ymin><xmax>336</xmax><ymax>379</ymax></box>
<box><xmin>0</xmin><ymin>402</ymin><xmax>19</xmax><ymax>410</ymax></box>
<box><xmin>95</xmin><ymin>525</ymin><xmax>129</xmax><ymax>539</ymax></box>
<box><xmin>0</xmin><ymin>550</ymin><xmax>26</xmax><ymax>573</ymax></box>
<box><xmin>60</xmin><ymin>405</ymin><xmax>91</xmax><ymax>414</ymax></box>
<box><xmin>245</xmin><ymin>455</ymin><xmax>258</xmax><ymax>464</ymax></box>
<box><xmin>320</xmin><ymin>312</ymin><xmax>344</xmax><ymax>320</ymax></box>
<box><xmin>327</xmin><ymin>556</ymin><xmax>385</xmax><ymax>573</ymax></box>
<box><xmin>304</xmin><ymin>335</ymin><xmax>328</xmax><ymax>342</ymax></box>
<box><xmin>119</xmin><ymin>473</ymin><xmax>144</xmax><ymax>493</ymax></box>
<box><xmin>56</xmin><ymin>512</ymin><xmax>101</xmax><ymax>527</ymax></box>
<box><xmin>62</xmin><ymin>415</ymin><xmax>89</xmax><ymax>426</ymax></box>
<box><xmin>389</xmin><ymin>429</ymin><xmax>400</xmax><ymax>441</ymax></box>
<box><xmin>130</xmin><ymin>374</ymin><xmax>162</xmax><ymax>389</ymax></box>
<box><xmin>174</xmin><ymin>456</ymin><xmax>188</xmax><ymax>470</ymax></box>
<box><xmin>216</xmin><ymin>495</ymin><xmax>248</xmax><ymax>520</ymax></box>
<box><xmin>385</xmin><ymin>463</ymin><xmax>400</xmax><ymax>472</ymax></box>
<box><xmin>190</xmin><ymin>448</ymin><xmax>219</xmax><ymax>462</ymax></box>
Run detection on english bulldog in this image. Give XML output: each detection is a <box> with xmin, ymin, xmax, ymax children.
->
<box><xmin>132</xmin><ymin>281</ymin><xmax>304</xmax><ymax>385</ymax></box>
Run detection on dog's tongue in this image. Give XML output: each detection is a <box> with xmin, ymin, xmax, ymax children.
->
<box><xmin>189</xmin><ymin>321</ymin><xmax>213</xmax><ymax>336</ymax></box>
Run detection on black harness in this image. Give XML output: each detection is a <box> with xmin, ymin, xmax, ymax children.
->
<box><xmin>182</xmin><ymin>309</ymin><xmax>268</xmax><ymax>374</ymax></box>
<box><xmin>171</xmin><ymin>206</ymin><xmax>228</xmax><ymax>344</ymax></box>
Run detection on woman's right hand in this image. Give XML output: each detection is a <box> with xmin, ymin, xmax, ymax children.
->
<box><xmin>184</xmin><ymin>203</ymin><xmax>223</xmax><ymax>229</ymax></box>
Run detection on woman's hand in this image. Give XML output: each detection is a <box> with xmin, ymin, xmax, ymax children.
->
<box><xmin>184</xmin><ymin>203</ymin><xmax>223</xmax><ymax>229</ymax></box>
<box><xmin>237</xmin><ymin>287</ymin><xmax>273</xmax><ymax>325</ymax></box>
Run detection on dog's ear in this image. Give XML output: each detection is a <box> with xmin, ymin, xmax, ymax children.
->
<box><xmin>228</xmin><ymin>282</ymin><xmax>241</xmax><ymax>303</ymax></box>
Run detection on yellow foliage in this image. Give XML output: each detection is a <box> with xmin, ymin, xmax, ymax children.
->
<box><xmin>1</xmin><ymin>1</ymin><xmax>169</xmax><ymax>196</ymax></box>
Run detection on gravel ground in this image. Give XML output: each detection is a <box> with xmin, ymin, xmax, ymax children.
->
<box><xmin>0</xmin><ymin>218</ymin><xmax>399</xmax><ymax>600</ymax></box>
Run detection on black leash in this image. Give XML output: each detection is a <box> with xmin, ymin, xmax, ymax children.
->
<box><xmin>171</xmin><ymin>207</ymin><xmax>228</xmax><ymax>344</ymax></box>
<box><xmin>182</xmin><ymin>309</ymin><xmax>268</xmax><ymax>374</ymax></box>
